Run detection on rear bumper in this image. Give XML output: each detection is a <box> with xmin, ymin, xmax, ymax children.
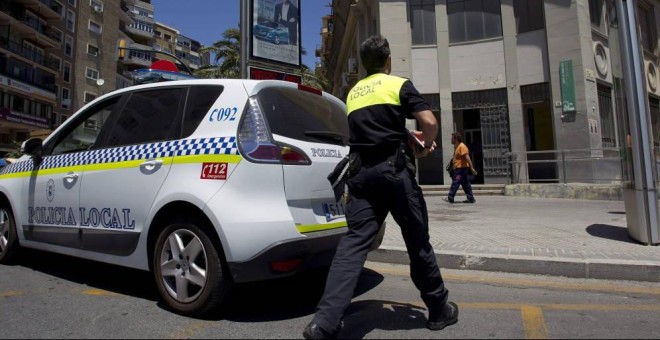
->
<box><xmin>227</xmin><ymin>227</ymin><xmax>347</xmax><ymax>283</ymax></box>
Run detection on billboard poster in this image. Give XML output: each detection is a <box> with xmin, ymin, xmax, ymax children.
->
<box><xmin>251</xmin><ymin>0</ymin><xmax>301</xmax><ymax>66</ymax></box>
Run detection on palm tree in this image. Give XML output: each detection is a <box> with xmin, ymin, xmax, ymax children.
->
<box><xmin>196</xmin><ymin>27</ymin><xmax>329</xmax><ymax>92</ymax></box>
<box><xmin>195</xmin><ymin>28</ymin><xmax>241</xmax><ymax>79</ymax></box>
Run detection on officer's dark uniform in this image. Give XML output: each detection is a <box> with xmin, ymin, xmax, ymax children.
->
<box><xmin>311</xmin><ymin>73</ymin><xmax>449</xmax><ymax>334</ymax></box>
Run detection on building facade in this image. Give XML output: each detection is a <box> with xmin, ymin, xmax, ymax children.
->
<box><xmin>0</xmin><ymin>0</ymin><xmax>73</xmax><ymax>152</ymax></box>
<box><xmin>318</xmin><ymin>0</ymin><xmax>660</xmax><ymax>185</ymax></box>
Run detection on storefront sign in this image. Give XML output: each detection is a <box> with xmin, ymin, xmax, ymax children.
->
<box><xmin>559</xmin><ymin>60</ymin><xmax>577</xmax><ymax>113</ymax></box>
<box><xmin>0</xmin><ymin>75</ymin><xmax>57</xmax><ymax>100</ymax></box>
<box><xmin>0</xmin><ymin>108</ymin><xmax>50</xmax><ymax>129</ymax></box>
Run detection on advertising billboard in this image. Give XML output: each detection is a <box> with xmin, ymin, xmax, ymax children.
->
<box><xmin>251</xmin><ymin>0</ymin><xmax>301</xmax><ymax>66</ymax></box>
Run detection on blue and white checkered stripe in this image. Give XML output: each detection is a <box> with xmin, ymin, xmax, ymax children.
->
<box><xmin>0</xmin><ymin>137</ymin><xmax>238</xmax><ymax>175</ymax></box>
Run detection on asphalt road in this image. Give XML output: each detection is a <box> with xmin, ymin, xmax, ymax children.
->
<box><xmin>1</xmin><ymin>249</ymin><xmax>659</xmax><ymax>339</ymax></box>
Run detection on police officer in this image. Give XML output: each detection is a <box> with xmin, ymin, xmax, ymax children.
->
<box><xmin>303</xmin><ymin>35</ymin><xmax>458</xmax><ymax>339</ymax></box>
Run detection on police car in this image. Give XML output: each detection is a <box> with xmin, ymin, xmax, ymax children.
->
<box><xmin>0</xmin><ymin>79</ymin><xmax>383</xmax><ymax>315</ymax></box>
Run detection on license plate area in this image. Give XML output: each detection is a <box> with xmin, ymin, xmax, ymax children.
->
<box><xmin>322</xmin><ymin>202</ymin><xmax>346</xmax><ymax>222</ymax></box>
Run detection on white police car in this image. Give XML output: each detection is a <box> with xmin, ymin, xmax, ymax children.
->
<box><xmin>0</xmin><ymin>79</ymin><xmax>383</xmax><ymax>315</ymax></box>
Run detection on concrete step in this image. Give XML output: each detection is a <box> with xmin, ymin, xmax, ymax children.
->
<box><xmin>420</xmin><ymin>184</ymin><xmax>505</xmax><ymax>196</ymax></box>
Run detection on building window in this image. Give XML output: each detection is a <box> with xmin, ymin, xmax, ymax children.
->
<box><xmin>597</xmin><ymin>84</ymin><xmax>616</xmax><ymax>148</ymax></box>
<box><xmin>513</xmin><ymin>0</ymin><xmax>544</xmax><ymax>34</ymax></box>
<box><xmin>89</xmin><ymin>20</ymin><xmax>102</xmax><ymax>34</ymax></box>
<box><xmin>87</xmin><ymin>44</ymin><xmax>100</xmax><ymax>56</ymax></box>
<box><xmin>51</xmin><ymin>0</ymin><xmax>65</xmax><ymax>17</ymax></box>
<box><xmin>86</xmin><ymin>67</ymin><xmax>99</xmax><ymax>80</ymax></box>
<box><xmin>61</xmin><ymin>87</ymin><xmax>70</xmax><ymax>109</ymax></box>
<box><xmin>448</xmin><ymin>0</ymin><xmax>502</xmax><ymax>44</ymax></box>
<box><xmin>69</xmin><ymin>0</ymin><xmax>77</xmax><ymax>7</ymax></box>
<box><xmin>410</xmin><ymin>0</ymin><xmax>437</xmax><ymax>45</ymax></box>
<box><xmin>84</xmin><ymin>92</ymin><xmax>97</xmax><ymax>103</ymax></box>
<box><xmin>64</xmin><ymin>36</ymin><xmax>73</xmax><ymax>57</ymax></box>
<box><xmin>63</xmin><ymin>62</ymin><xmax>71</xmax><ymax>83</ymax></box>
<box><xmin>90</xmin><ymin>0</ymin><xmax>104</xmax><ymax>11</ymax></box>
<box><xmin>66</xmin><ymin>9</ymin><xmax>76</xmax><ymax>32</ymax></box>
<box><xmin>50</xmin><ymin>54</ymin><xmax>62</xmax><ymax>71</ymax></box>
<box><xmin>589</xmin><ymin>0</ymin><xmax>608</xmax><ymax>35</ymax></box>
<box><xmin>638</xmin><ymin>3</ymin><xmax>657</xmax><ymax>52</ymax></box>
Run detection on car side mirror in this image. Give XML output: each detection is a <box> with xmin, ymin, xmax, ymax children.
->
<box><xmin>21</xmin><ymin>138</ymin><xmax>43</xmax><ymax>164</ymax></box>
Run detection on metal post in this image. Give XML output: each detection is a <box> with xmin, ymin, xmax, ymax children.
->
<box><xmin>561</xmin><ymin>150</ymin><xmax>567</xmax><ymax>184</ymax></box>
<box><xmin>240</xmin><ymin>0</ymin><xmax>249</xmax><ymax>79</ymax></box>
<box><xmin>617</xmin><ymin>0</ymin><xmax>659</xmax><ymax>244</ymax></box>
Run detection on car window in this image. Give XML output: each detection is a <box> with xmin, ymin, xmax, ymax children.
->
<box><xmin>49</xmin><ymin>96</ymin><xmax>119</xmax><ymax>155</ymax></box>
<box><xmin>182</xmin><ymin>85</ymin><xmax>224</xmax><ymax>137</ymax></box>
<box><xmin>256</xmin><ymin>87</ymin><xmax>349</xmax><ymax>146</ymax></box>
<box><xmin>104</xmin><ymin>87</ymin><xmax>186</xmax><ymax>148</ymax></box>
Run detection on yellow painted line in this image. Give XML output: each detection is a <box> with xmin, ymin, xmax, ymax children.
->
<box><xmin>169</xmin><ymin>320</ymin><xmax>213</xmax><ymax>339</ymax></box>
<box><xmin>453</xmin><ymin>302</ymin><xmax>660</xmax><ymax>312</ymax></box>
<box><xmin>0</xmin><ymin>291</ymin><xmax>22</xmax><ymax>297</ymax></box>
<box><xmin>297</xmin><ymin>221</ymin><xmax>347</xmax><ymax>233</ymax></box>
<box><xmin>521</xmin><ymin>304</ymin><xmax>548</xmax><ymax>339</ymax></box>
<box><xmin>82</xmin><ymin>288</ymin><xmax>118</xmax><ymax>296</ymax></box>
<box><xmin>366</xmin><ymin>265</ymin><xmax>660</xmax><ymax>296</ymax></box>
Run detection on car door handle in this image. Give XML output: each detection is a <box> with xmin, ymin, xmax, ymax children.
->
<box><xmin>140</xmin><ymin>159</ymin><xmax>164</xmax><ymax>173</ymax></box>
<box><xmin>64</xmin><ymin>172</ymin><xmax>79</xmax><ymax>180</ymax></box>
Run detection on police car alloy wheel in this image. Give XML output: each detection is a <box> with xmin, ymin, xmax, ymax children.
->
<box><xmin>0</xmin><ymin>205</ymin><xmax>20</xmax><ymax>264</ymax></box>
<box><xmin>153</xmin><ymin>218</ymin><xmax>232</xmax><ymax>315</ymax></box>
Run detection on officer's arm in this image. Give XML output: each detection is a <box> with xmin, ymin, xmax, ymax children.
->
<box><xmin>411</xmin><ymin>109</ymin><xmax>438</xmax><ymax>156</ymax></box>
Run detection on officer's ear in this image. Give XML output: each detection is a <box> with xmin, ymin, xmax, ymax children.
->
<box><xmin>385</xmin><ymin>55</ymin><xmax>392</xmax><ymax>75</ymax></box>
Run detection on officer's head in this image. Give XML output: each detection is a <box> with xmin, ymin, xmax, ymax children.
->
<box><xmin>360</xmin><ymin>35</ymin><xmax>391</xmax><ymax>75</ymax></box>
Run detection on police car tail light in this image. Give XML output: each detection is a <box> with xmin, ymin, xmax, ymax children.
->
<box><xmin>280</xmin><ymin>145</ymin><xmax>310</xmax><ymax>165</ymax></box>
<box><xmin>238</xmin><ymin>97</ymin><xmax>281</xmax><ymax>163</ymax></box>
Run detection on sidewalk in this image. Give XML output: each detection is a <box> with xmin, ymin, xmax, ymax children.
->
<box><xmin>367</xmin><ymin>195</ymin><xmax>660</xmax><ymax>282</ymax></box>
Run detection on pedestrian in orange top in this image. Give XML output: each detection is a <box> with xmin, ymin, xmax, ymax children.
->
<box><xmin>443</xmin><ymin>132</ymin><xmax>478</xmax><ymax>203</ymax></box>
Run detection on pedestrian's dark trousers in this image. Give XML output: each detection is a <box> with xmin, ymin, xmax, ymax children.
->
<box><xmin>448</xmin><ymin>167</ymin><xmax>475</xmax><ymax>202</ymax></box>
<box><xmin>312</xmin><ymin>156</ymin><xmax>449</xmax><ymax>332</ymax></box>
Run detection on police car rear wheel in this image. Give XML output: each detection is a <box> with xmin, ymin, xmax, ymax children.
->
<box><xmin>153</xmin><ymin>220</ymin><xmax>232</xmax><ymax>315</ymax></box>
<box><xmin>0</xmin><ymin>206</ymin><xmax>20</xmax><ymax>264</ymax></box>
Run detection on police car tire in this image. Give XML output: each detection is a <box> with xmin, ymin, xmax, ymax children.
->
<box><xmin>153</xmin><ymin>218</ymin><xmax>232</xmax><ymax>316</ymax></box>
<box><xmin>0</xmin><ymin>205</ymin><xmax>20</xmax><ymax>264</ymax></box>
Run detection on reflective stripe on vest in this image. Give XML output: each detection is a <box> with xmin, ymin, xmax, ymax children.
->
<box><xmin>346</xmin><ymin>73</ymin><xmax>407</xmax><ymax>115</ymax></box>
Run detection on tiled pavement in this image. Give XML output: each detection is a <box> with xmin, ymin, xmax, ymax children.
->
<box><xmin>367</xmin><ymin>195</ymin><xmax>660</xmax><ymax>282</ymax></box>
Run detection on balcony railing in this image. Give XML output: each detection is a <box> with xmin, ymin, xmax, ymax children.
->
<box><xmin>0</xmin><ymin>35</ymin><xmax>59</xmax><ymax>71</ymax></box>
<box><xmin>0</xmin><ymin>67</ymin><xmax>56</xmax><ymax>93</ymax></box>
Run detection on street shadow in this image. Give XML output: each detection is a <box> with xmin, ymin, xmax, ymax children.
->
<box><xmin>214</xmin><ymin>267</ymin><xmax>384</xmax><ymax>322</ymax></box>
<box><xmin>586</xmin><ymin>224</ymin><xmax>641</xmax><ymax>245</ymax></box>
<box><xmin>12</xmin><ymin>248</ymin><xmax>159</xmax><ymax>300</ymax></box>
<box><xmin>338</xmin><ymin>300</ymin><xmax>428</xmax><ymax>339</ymax></box>
<box><xmin>608</xmin><ymin>211</ymin><xmax>626</xmax><ymax>215</ymax></box>
<box><xmin>11</xmin><ymin>248</ymin><xmax>385</xmax><ymax>322</ymax></box>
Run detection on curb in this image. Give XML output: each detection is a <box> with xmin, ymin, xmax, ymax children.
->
<box><xmin>367</xmin><ymin>246</ymin><xmax>660</xmax><ymax>282</ymax></box>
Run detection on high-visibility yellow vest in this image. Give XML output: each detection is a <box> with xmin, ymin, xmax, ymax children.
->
<box><xmin>346</xmin><ymin>73</ymin><xmax>408</xmax><ymax>115</ymax></box>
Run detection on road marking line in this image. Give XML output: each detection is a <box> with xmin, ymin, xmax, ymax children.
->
<box><xmin>365</xmin><ymin>264</ymin><xmax>660</xmax><ymax>296</ymax></box>
<box><xmin>82</xmin><ymin>288</ymin><xmax>118</xmax><ymax>296</ymax></box>
<box><xmin>0</xmin><ymin>291</ymin><xmax>22</xmax><ymax>297</ymax></box>
<box><xmin>521</xmin><ymin>305</ymin><xmax>548</xmax><ymax>339</ymax></box>
<box><xmin>456</xmin><ymin>302</ymin><xmax>660</xmax><ymax>312</ymax></box>
<box><xmin>170</xmin><ymin>320</ymin><xmax>213</xmax><ymax>339</ymax></box>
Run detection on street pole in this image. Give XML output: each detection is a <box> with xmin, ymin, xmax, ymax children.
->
<box><xmin>240</xmin><ymin>0</ymin><xmax>249</xmax><ymax>79</ymax></box>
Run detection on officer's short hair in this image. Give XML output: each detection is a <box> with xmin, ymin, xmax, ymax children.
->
<box><xmin>360</xmin><ymin>35</ymin><xmax>390</xmax><ymax>74</ymax></box>
<box><xmin>452</xmin><ymin>132</ymin><xmax>463</xmax><ymax>143</ymax></box>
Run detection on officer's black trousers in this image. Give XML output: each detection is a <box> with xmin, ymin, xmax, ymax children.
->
<box><xmin>313</xmin><ymin>158</ymin><xmax>449</xmax><ymax>332</ymax></box>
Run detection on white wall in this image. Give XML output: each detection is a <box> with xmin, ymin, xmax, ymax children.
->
<box><xmin>449</xmin><ymin>40</ymin><xmax>506</xmax><ymax>92</ymax></box>
<box><xmin>411</xmin><ymin>47</ymin><xmax>439</xmax><ymax>93</ymax></box>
